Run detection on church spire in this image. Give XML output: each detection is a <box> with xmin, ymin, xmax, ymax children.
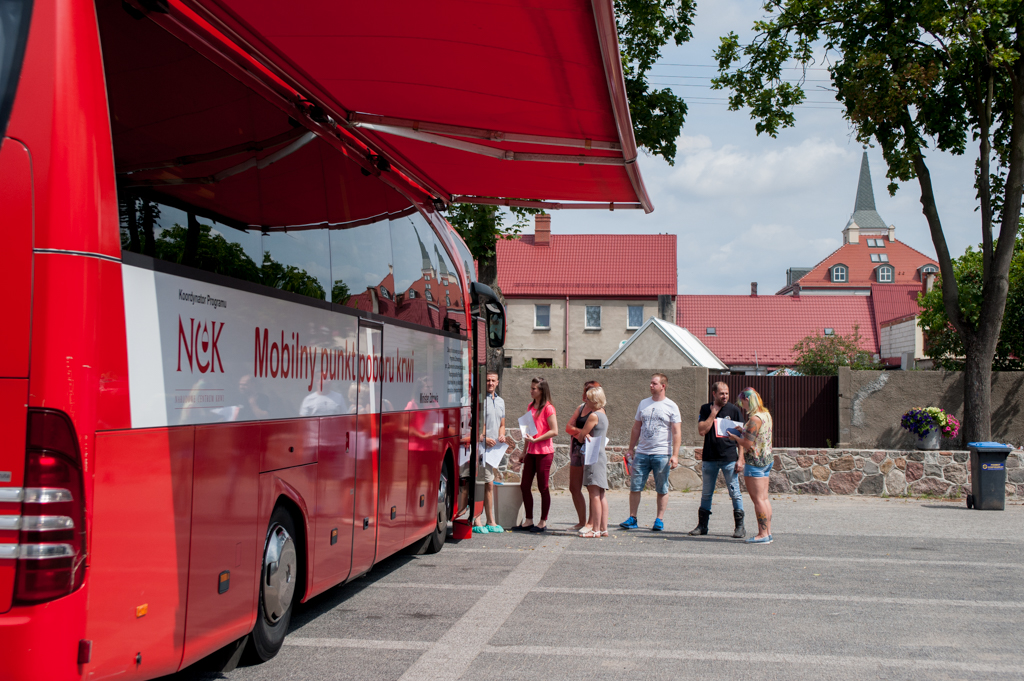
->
<box><xmin>854</xmin><ymin>150</ymin><xmax>876</xmax><ymax>212</ymax></box>
<box><xmin>843</xmin><ymin>151</ymin><xmax>891</xmax><ymax>243</ymax></box>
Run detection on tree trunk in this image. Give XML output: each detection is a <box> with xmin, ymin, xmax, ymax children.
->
<box><xmin>183</xmin><ymin>213</ymin><xmax>201</xmax><ymax>267</ymax></box>
<box><xmin>141</xmin><ymin>199</ymin><xmax>157</xmax><ymax>257</ymax></box>
<box><xmin>961</xmin><ymin>337</ymin><xmax>993</xmax><ymax>443</ymax></box>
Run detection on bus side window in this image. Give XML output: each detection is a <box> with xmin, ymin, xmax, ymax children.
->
<box><xmin>329</xmin><ymin>219</ymin><xmax>395</xmax><ymax>314</ymax></box>
<box><xmin>390</xmin><ymin>213</ymin><xmax>440</xmax><ymax>328</ymax></box>
<box><xmin>117</xmin><ymin>194</ymin><xmax>263</xmax><ymax>284</ymax></box>
<box><xmin>261</xmin><ymin>227</ymin><xmax>331</xmax><ymax>301</ymax></box>
<box><xmin>430</xmin><ymin>230</ymin><xmax>465</xmax><ymax>336</ymax></box>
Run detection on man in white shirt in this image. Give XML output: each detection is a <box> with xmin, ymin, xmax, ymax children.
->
<box><xmin>474</xmin><ymin>372</ymin><xmax>506</xmax><ymax>533</ymax></box>
<box><xmin>619</xmin><ymin>373</ymin><xmax>681</xmax><ymax>531</ymax></box>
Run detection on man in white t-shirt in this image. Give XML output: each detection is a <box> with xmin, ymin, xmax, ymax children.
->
<box><xmin>619</xmin><ymin>373</ymin><xmax>681</xmax><ymax>531</ymax></box>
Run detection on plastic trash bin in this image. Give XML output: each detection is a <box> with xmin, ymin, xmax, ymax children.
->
<box><xmin>966</xmin><ymin>442</ymin><xmax>1013</xmax><ymax>510</ymax></box>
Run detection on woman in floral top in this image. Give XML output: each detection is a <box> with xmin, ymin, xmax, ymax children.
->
<box><xmin>729</xmin><ymin>387</ymin><xmax>774</xmax><ymax>544</ymax></box>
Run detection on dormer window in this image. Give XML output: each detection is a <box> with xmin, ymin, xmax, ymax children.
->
<box><xmin>831</xmin><ymin>264</ymin><xmax>848</xmax><ymax>283</ymax></box>
<box><xmin>921</xmin><ymin>264</ymin><xmax>938</xmax><ymax>274</ymax></box>
<box><xmin>870</xmin><ymin>253</ymin><xmax>889</xmax><ymax>263</ymax></box>
<box><xmin>877</xmin><ymin>264</ymin><xmax>894</xmax><ymax>283</ymax></box>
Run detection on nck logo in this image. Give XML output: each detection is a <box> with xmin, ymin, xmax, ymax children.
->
<box><xmin>178</xmin><ymin>316</ymin><xmax>225</xmax><ymax>373</ymax></box>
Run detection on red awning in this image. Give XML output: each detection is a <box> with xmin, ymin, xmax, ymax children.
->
<box><xmin>174</xmin><ymin>0</ymin><xmax>652</xmax><ymax>213</ymax></box>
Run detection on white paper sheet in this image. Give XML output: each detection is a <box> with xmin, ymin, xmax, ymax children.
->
<box><xmin>582</xmin><ymin>437</ymin><xmax>609</xmax><ymax>466</ymax></box>
<box><xmin>715</xmin><ymin>417</ymin><xmax>744</xmax><ymax>438</ymax></box>
<box><xmin>484</xmin><ymin>442</ymin><xmax>508</xmax><ymax>468</ymax></box>
<box><xmin>459</xmin><ymin>444</ymin><xmax>471</xmax><ymax>466</ymax></box>
<box><xmin>518</xmin><ymin>413</ymin><xmax>538</xmax><ymax>436</ymax></box>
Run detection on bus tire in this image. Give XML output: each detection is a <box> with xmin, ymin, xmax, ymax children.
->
<box><xmin>421</xmin><ymin>460</ymin><xmax>451</xmax><ymax>554</ymax></box>
<box><xmin>249</xmin><ymin>506</ymin><xmax>299</xmax><ymax>662</ymax></box>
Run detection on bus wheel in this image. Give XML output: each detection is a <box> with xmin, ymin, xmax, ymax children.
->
<box><xmin>250</xmin><ymin>507</ymin><xmax>299</xmax><ymax>662</ymax></box>
<box><xmin>421</xmin><ymin>464</ymin><xmax>450</xmax><ymax>554</ymax></box>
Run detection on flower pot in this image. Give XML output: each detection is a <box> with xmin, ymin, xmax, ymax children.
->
<box><xmin>916</xmin><ymin>429</ymin><xmax>941</xmax><ymax>450</ymax></box>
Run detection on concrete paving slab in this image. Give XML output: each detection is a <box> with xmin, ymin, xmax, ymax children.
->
<box><xmin>156</xmin><ymin>491</ymin><xmax>1024</xmax><ymax>681</ymax></box>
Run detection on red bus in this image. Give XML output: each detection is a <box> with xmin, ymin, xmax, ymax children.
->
<box><xmin>1</xmin><ymin>1</ymin><xmax>508</xmax><ymax>678</ymax></box>
<box><xmin>1</xmin><ymin>0</ymin><xmax>649</xmax><ymax>677</ymax></box>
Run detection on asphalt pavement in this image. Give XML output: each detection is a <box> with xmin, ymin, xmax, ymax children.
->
<box><xmin>160</xmin><ymin>490</ymin><xmax>1024</xmax><ymax>681</ymax></box>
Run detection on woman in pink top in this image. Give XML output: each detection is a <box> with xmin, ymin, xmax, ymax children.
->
<box><xmin>517</xmin><ymin>377</ymin><xmax>558</xmax><ymax>532</ymax></box>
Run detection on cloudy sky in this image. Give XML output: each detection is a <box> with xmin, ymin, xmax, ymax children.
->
<box><xmin>547</xmin><ymin>0</ymin><xmax>982</xmax><ymax>296</ymax></box>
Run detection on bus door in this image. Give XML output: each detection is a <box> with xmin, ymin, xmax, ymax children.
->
<box><xmin>350</xmin><ymin>321</ymin><xmax>383</xmax><ymax>576</ymax></box>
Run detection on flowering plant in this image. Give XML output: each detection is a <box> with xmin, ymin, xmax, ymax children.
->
<box><xmin>900</xmin><ymin>407</ymin><xmax>961</xmax><ymax>439</ymax></box>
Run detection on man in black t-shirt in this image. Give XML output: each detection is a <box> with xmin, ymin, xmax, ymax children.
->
<box><xmin>690</xmin><ymin>382</ymin><xmax>747</xmax><ymax>538</ymax></box>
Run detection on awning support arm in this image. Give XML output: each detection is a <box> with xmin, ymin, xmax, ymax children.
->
<box><xmin>348</xmin><ymin>113</ymin><xmax>622</xmax><ymax>152</ymax></box>
<box><xmin>451</xmin><ymin>196</ymin><xmax>643</xmax><ymax>210</ymax></box>
<box><xmin>121</xmin><ymin>131</ymin><xmax>317</xmax><ymax>187</ymax></box>
<box><xmin>116</xmin><ymin>127</ymin><xmax>308</xmax><ymax>175</ymax></box>
<box><xmin>353</xmin><ymin>123</ymin><xmax>625</xmax><ymax>166</ymax></box>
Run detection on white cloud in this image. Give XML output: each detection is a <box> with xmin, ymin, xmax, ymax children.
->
<box><xmin>667</xmin><ymin>136</ymin><xmax>854</xmax><ymax>198</ymax></box>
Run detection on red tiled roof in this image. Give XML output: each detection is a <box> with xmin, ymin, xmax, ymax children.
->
<box><xmin>786</xmin><ymin>239</ymin><xmax>937</xmax><ymax>291</ymax></box>
<box><xmin>496</xmin><ymin>234</ymin><xmax>676</xmax><ymax>297</ymax></box>
<box><xmin>871</xmin><ymin>282</ymin><xmax>923</xmax><ymax>331</ymax></box>
<box><xmin>675</xmin><ymin>295</ymin><xmax>878</xmax><ymax>366</ymax></box>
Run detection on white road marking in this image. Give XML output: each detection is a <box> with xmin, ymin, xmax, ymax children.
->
<box><xmin>285</xmin><ymin>638</ymin><xmax>431</xmax><ymax>650</ymax></box>
<box><xmin>479</xmin><ymin>645</ymin><xmax>1024</xmax><ymax>676</ymax></box>
<box><xmin>533</xmin><ymin>585</ymin><xmax>1023</xmax><ymax>609</ymax></box>
<box><xmin>360</xmin><ymin>580</ymin><xmax>1021</xmax><ymax>609</ymax></box>
<box><xmin>396</xmin><ymin>539</ymin><xmax>566</xmax><ymax>681</ymax></box>
<box><xmin>460</xmin><ymin>547</ymin><xmax>1023</xmax><ymax>570</ymax></box>
<box><xmin>282</xmin><ymin>638</ymin><xmax>1024</xmax><ymax>676</ymax></box>
<box><xmin>369</xmin><ymin>582</ymin><xmax>490</xmax><ymax>590</ymax></box>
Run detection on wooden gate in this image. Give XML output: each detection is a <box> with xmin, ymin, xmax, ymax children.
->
<box><xmin>707</xmin><ymin>375</ymin><xmax>838</xmax><ymax>448</ymax></box>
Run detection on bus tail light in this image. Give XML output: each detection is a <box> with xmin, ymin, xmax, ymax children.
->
<box><xmin>13</xmin><ymin>410</ymin><xmax>87</xmax><ymax>604</ymax></box>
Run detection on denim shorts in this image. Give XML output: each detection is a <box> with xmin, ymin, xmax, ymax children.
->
<box><xmin>743</xmin><ymin>461</ymin><xmax>773</xmax><ymax>478</ymax></box>
<box><xmin>630</xmin><ymin>453</ymin><xmax>670</xmax><ymax>495</ymax></box>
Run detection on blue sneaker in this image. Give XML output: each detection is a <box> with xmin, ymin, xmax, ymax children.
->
<box><xmin>619</xmin><ymin>516</ymin><xmax>638</xmax><ymax>529</ymax></box>
<box><xmin>652</xmin><ymin>519</ymin><xmax>664</xmax><ymax>532</ymax></box>
<box><xmin>746</xmin><ymin>535</ymin><xmax>772</xmax><ymax>544</ymax></box>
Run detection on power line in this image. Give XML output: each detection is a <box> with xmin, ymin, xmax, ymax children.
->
<box><xmin>654</xmin><ymin>62</ymin><xmax>832</xmax><ymax>71</ymax></box>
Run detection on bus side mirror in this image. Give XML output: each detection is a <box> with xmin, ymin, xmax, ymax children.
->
<box><xmin>470</xmin><ymin>282</ymin><xmax>506</xmax><ymax>349</ymax></box>
<box><xmin>485</xmin><ymin>303</ymin><xmax>505</xmax><ymax>348</ymax></box>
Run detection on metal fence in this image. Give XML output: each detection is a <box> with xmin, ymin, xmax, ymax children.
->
<box><xmin>708</xmin><ymin>375</ymin><xmax>838</xmax><ymax>448</ymax></box>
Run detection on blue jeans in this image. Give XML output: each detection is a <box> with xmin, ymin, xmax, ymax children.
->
<box><xmin>630</xmin><ymin>454</ymin><xmax>671</xmax><ymax>495</ymax></box>
<box><xmin>700</xmin><ymin>460</ymin><xmax>744</xmax><ymax>512</ymax></box>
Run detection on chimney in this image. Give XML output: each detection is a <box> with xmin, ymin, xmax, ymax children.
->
<box><xmin>794</xmin><ymin>284</ymin><xmax>801</xmax><ymax>298</ymax></box>
<box><xmin>534</xmin><ymin>213</ymin><xmax>551</xmax><ymax>247</ymax></box>
<box><xmin>923</xmin><ymin>271</ymin><xmax>937</xmax><ymax>293</ymax></box>
<box><xmin>751</xmin><ymin>282</ymin><xmax>758</xmax><ymax>297</ymax></box>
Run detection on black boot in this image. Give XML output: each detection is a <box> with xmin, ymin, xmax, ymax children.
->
<box><xmin>732</xmin><ymin>510</ymin><xmax>746</xmax><ymax>539</ymax></box>
<box><xmin>689</xmin><ymin>508</ymin><xmax>710</xmax><ymax>536</ymax></box>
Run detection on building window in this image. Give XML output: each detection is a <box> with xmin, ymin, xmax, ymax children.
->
<box><xmin>585</xmin><ymin>359</ymin><xmax>602</xmax><ymax>369</ymax></box>
<box><xmin>627</xmin><ymin>305</ymin><xmax>644</xmax><ymax>329</ymax></box>
<box><xmin>824</xmin><ymin>328</ymin><xmax>834</xmax><ymax>335</ymax></box>
<box><xmin>585</xmin><ymin>305</ymin><xmax>602</xmax><ymax>329</ymax></box>
<box><xmin>877</xmin><ymin>265</ymin><xmax>894</xmax><ymax>283</ymax></box>
<box><xmin>870</xmin><ymin>253</ymin><xmax>889</xmax><ymax>263</ymax></box>
<box><xmin>534</xmin><ymin>304</ymin><xmax>550</xmax><ymax>329</ymax></box>
<box><xmin>407</xmin><ymin>289</ymin><xmax>417</xmax><ymax>299</ymax></box>
<box><xmin>503</xmin><ymin>356</ymin><xmax>512</xmax><ymax>368</ymax></box>
<box><xmin>831</xmin><ymin>265</ymin><xmax>848</xmax><ymax>283</ymax></box>
<box><xmin>922</xmin><ymin>264</ymin><xmax>938</xmax><ymax>274</ymax></box>
<box><xmin>866</xmin><ymin>238</ymin><xmax>886</xmax><ymax>247</ymax></box>
<box><xmin>534</xmin><ymin>358</ymin><xmax>553</xmax><ymax>368</ymax></box>
<box><xmin>706</xmin><ymin>327</ymin><xmax>716</xmax><ymax>336</ymax></box>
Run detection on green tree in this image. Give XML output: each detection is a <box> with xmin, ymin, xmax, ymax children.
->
<box><xmin>793</xmin><ymin>325</ymin><xmax>880</xmax><ymax>375</ymax></box>
<box><xmin>919</xmin><ymin>221</ymin><xmax>1024</xmax><ymax>370</ymax></box>
<box><xmin>332</xmin><ymin>280</ymin><xmax>352</xmax><ymax>305</ymax></box>
<box><xmin>714</xmin><ymin>0</ymin><xmax>1023</xmax><ymax>441</ymax></box>
<box><xmin>259</xmin><ymin>253</ymin><xmax>326</xmax><ymax>300</ymax></box>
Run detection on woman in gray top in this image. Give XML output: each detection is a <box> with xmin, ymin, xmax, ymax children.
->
<box><xmin>574</xmin><ymin>386</ymin><xmax>609</xmax><ymax>538</ymax></box>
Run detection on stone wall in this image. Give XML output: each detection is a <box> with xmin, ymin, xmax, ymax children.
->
<box><xmin>838</xmin><ymin>368</ymin><xmax>1024</xmax><ymax>449</ymax></box>
<box><xmin>486</xmin><ymin>426</ymin><xmax>1024</xmax><ymax>499</ymax></box>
